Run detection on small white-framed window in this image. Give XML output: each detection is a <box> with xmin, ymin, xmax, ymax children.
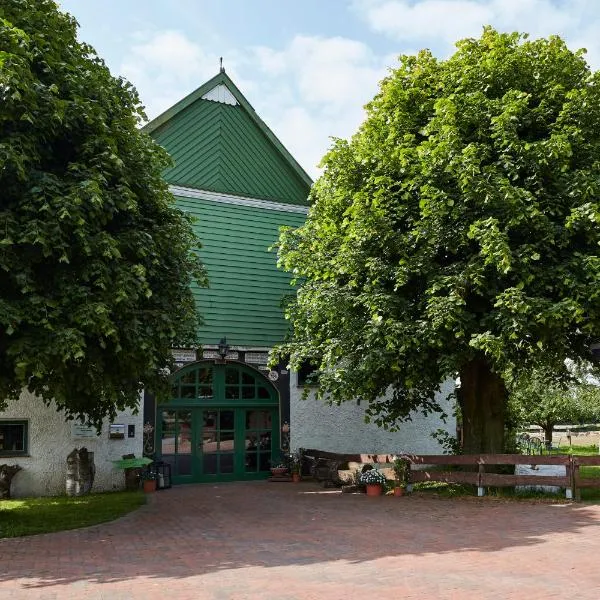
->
<box><xmin>0</xmin><ymin>420</ymin><xmax>28</xmax><ymax>456</ymax></box>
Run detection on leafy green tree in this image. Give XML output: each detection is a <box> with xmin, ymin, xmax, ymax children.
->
<box><xmin>509</xmin><ymin>365</ymin><xmax>600</xmax><ymax>445</ymax></box>
<box><xmin>0</xmin><ymin>0</ymin><xmax>206</xmax><ymax>427</ymax></box>
<box><xmin>276</xmin><ymin>28</ymin><xmax>600</xmax><ymax>453</ymax></box>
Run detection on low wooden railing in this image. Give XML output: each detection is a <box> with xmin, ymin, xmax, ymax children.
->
<box><xmin>404</xmin><ymin>454</ymin><xmax>600</xmax><ymax>501</ymax></box>
<box><xmin>572</xmin><ymin>455</ymin><xmax>600</xmax><ymax>501</ymax></box>
<box><xmin>302</xmin><ymin>449</ymin><xmax>600</xmax><ymax>500</ymax></box>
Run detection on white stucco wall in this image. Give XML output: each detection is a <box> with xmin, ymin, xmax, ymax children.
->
<box><xmin>290</xmin><ymin>376</ymin><xmax>456</xmax><ymax>454</ymax></box>
<box><xmin>0</xmin><ymin>391</ymin><xmax>143</xmax><ymax>498</ymax></box>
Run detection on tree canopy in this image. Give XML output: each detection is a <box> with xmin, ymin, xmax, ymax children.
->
<box><xmin>0</xmin><ymin>0</ymin><xmax>206</xmax><ymax>427</ymax></box>
<box><xmin>509</xmin><ymin>364</ymin><xmax>600</xmax><ymax>443</ymax></box>
<box><xmin>276</xmin><ymin>28</ymin><xmax>600</xmax><ymax>453</ymax></box>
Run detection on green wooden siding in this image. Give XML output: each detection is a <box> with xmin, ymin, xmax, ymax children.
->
<box><xmin>152</xmin><ymin>93</ymin><xmax>310</xmax><ymax>206</ymax></box>
<box><xmin>176</xmin><ymin>195</ymin><xmax>306</xmax><ymax>346</ymax></box>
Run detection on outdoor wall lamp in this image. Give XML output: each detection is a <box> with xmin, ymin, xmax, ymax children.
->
<box><xmin>217</xmin><ymin>337</ymin><xmax>230</xmax><ymax>360</ymax></box>
<box><xmin>281</xmin><ymin>421</ymin><xmax>290</xmax><ymax>452</ymax></box>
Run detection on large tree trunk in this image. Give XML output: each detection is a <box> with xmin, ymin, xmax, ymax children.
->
<box><xmin>459</xmin><ymin>358</ymin><xmax>507</xmax><ymax>454</ymax></box>
<box><xmin>542</xmin><ymin>424</ymin><xmax>554</xmax><ymax>445</ymax></box>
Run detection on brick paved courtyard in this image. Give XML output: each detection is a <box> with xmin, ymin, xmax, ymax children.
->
<box><xmin>1</xmin><ymin>481</ymin><xmax>600</xmax><ymax>599</ymax></box>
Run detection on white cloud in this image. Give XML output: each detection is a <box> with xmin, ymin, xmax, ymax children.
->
<box><xmin>357</xmin><ymin>0</ymin><xmax>492</xmax><ymax>45</ymax></box>
<box><xmin>253</xmin><ymin>35</ymin><xmax>385</xmax><ymax>109</ymax></box>
<box><xmin>248</xmin><ymin>35</ymin><xmax>389</xmax><ymax>175</ymax></box>
<box><xmin>120</xmin><ymin>30</ymin><xmax>249</xmax><ymax>118</ymax></box>
<box><xmin>354</xmin><ymin>0</ymin><xmax>600</xmax><ymax>66</ymax></box>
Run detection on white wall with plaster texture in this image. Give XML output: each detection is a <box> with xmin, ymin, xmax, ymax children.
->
<box><xmin>290</xmin><ymin>376</ymin><xmax>456</xmax><ymax>454</ymax></box>
<box><xmin>0</xmin><ymin>391</ymin><xmax>143</xmax><ymax>498</ymax></box>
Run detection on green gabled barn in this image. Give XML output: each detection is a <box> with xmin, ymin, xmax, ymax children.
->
<box><xmin>145</xmin><ymin>68</ymin><xmax>312</xmax><ymax>347</ymax></box>
<box><xmin>143</xmin><ymin>69</ymin><xmax>312</xmax><ymax>483</ymax></box>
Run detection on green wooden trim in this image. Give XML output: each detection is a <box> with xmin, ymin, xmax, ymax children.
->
<box><xmin>143</xmin><ymin>70</ymin><xmax>312</xmax><ymax>189</ymax></box>
<box><xmin>158</xmin><ymin>362</ymin><xmax>281</xmax><ymax>483</ymax></box>
<box><xmin>172</xmin><ymin>187</ymin><xmax>309</xmax><ymax>215</ymax></box>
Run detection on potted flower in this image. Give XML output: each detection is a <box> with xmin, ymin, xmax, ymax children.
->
<box><xmin>359</xmin><ymin>467</ymin><xmax>387</xmax><ymax>496</ymax></box>
<box><xmin>392</xmin><ymin>455</ymin><xmax>410</xmax><ymax>497</ymax></box>
<box><xmin>289</xmin><ymin>449</ymin><xmax>303</xmax><ymax>483</ymax></box>
<box><xmin>141</xmin><ymin>470</ymin><xmax>157</xmax><ymax>493</ymax></box>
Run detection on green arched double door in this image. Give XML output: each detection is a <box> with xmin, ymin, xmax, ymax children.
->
<box><xmin>158</xmin><ymin>361</ymin><xmax>280</xmax><ymax>484</ymax></box>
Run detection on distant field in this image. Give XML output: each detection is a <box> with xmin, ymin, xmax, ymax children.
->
<box><xmin>526</xmin><ymin>428</ymin><xmax>600</xmax><ymax>449</ymax></box>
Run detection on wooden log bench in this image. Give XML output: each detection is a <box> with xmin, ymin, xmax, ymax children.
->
<box><xmin>302</xmin><ymin>449</ymin><xmax>397</xmax><ymax>487</ymax></box>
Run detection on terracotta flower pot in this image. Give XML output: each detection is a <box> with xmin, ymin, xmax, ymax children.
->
<box><xmin>393</xmin><ymin>486</ymin><xmax>405</xmax><ymax>497</ymax></box>
<box><xmin>365</xmin><ymin>483</ymin><xmax>383</xmax><ymax>497</ymax></box>
<box><xmin>143</xmin><ymin>479</ymin><xmax>157</xmax><ymax>493</ymax></box>
<box><xmin>292</xmin><ymin>473</ymin><xmax>301</xmax><ymax>483</ymax></box>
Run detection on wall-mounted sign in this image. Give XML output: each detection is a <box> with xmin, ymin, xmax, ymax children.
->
<box><xmin>202</xmin><ymin>350</ymin><xmax>239</xmax><ymax>360</ymax></box>
<box><xmin>72</xmin><ymin>424</ymin><xmax>96</xmax><ymax>439</ymax></box>
<box><xmin>172</xmin><ymin>348</ymin><xmax>197</xmax><ymax>363</ymax></box>
<box><xmin>268</xmin><ymin>370</ymin><xmax>279</xmax><ymax>381</ymax></box>
<box><xmin>245</xmin><ymin>352</ymin><xmax>269</xmax><ymax>364</ymax></box>
<box><xmin>109</xmin><ymin>424</ymin><xmax>125</xmax><ymax>439</ymax></box>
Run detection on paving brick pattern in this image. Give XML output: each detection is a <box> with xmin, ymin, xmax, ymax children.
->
<box><xmin>1</xmin><ymin>482</ymin><xmax>600</xmax><ymax>599</ymax></box>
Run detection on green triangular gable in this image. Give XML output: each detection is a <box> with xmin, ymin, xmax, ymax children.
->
<box><xmin>143</xmin><ymin>71</ymin><xmax>312</xmax><ymax>205</ymax></box>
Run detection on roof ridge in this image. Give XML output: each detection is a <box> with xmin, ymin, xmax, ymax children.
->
<box><xmin>142</xmin><ymin>71</ymin><xmax>313</xmax><ymax>189</ymax></box>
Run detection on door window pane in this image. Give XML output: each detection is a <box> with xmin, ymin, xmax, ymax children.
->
<box><xmin>198</xmin><ymin>386</ymin><xmax>213</xmax><ymax>399</ymax></box>
<box><xmin>180</xmin><ymin>386</ymin><xmax>196</xmax><ymax>399</ymax></box>
<box><xmin>203</xmin><ymin>454</ymin><xmax>218</xmax><ymax>474</ymax></box>
<box><xmin>242</xmin><ymin>386</ymin><xmax>255</xmax><ymax>400</ymax></box>
<box><xmin>220</xmin><ymin>410</ymin><xmax>235</xmax><ymax>430</ymax></box>
<box><xmin>246</xmin><ymin>410</ymin><xmax>271</xmax><ymax>430</ymax></box>
<box><xmin>161</xmin><ymin>410</ymin><xmax>176</xmax><ymax>454</ymax></box>
<box><xmin>242</xmin><ymin>372</ymin><xmax>255</xmax><ymax>385</ymax></box>
<box><xmin>177</xmin><ymin>455</ymin><xmax>192</xmax><ymax>475</ymax></box>
<box><xmin>219</xmin><ymin>430</ymin><xmax>235</xmax><ymax>452</ymax></box>
<box><xmin>203</xmin><ymin>410</ymin><xmax>217</xmax><ymax>428</ymax></box>
<box><xmin>220</xmin><ymin>453</ymin><xmax>234</xmax><ymax>473</ymax></box>
<box><xmin>198</xmin><ymin>367</ymin><xmax>213</xmax><ymax>384</ymax></box>
<box><xmin>202</xmin><ymin>410</ymin><xmax>217</xmax><ymax>455</ymax></box>
<box><xmin>259</xmin><ymin>452</ymin><xmax>271</xmax><ymax>471</ymax></box>
<box><xmin>202</xmin><ymin>430</ymin><xmax>218</xmax><ymax>454</ymax></box>
<box><xmin>180</xmin><ymin>371</ymin><xmax>196</xmax><ymax>385</ymax></box>
<box><xmin>258</xmin><ymin>432</ymin><xmax>272</xmax><ymax>451</ymax></box>
<box><xmin>225</xmin><ymin>386</ymin><xmax>239</xmax><ymax>400</ymax></box>
<box><xmin>225</xmin><ymin>368</ymin><xmax>238</xmax><ymax>384</ymax></box>
<box><xmin>245</xmin><ymin>452</ymin><xmax>258</xmax><ymax>472</ymax></box>
<box><xmin>177</xmin><ymin>411</ymin><xmax>192</xmax><ymax>454</ymax></box>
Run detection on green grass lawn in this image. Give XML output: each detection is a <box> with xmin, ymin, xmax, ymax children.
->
<box><xmin>563</xmin><ymin>444</ymin><xmax>599</xmax><ymax>456</ymax></box>
<box><xmin>0</xmin><ymin>490</ymin><xmax>146</xmax><ymax>538</ymax></box>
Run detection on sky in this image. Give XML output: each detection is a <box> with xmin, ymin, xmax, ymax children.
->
<box><xmin>58</xmin><ymin>0</ymin><xmax>600</xmax><ymax>179</ymax></box>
